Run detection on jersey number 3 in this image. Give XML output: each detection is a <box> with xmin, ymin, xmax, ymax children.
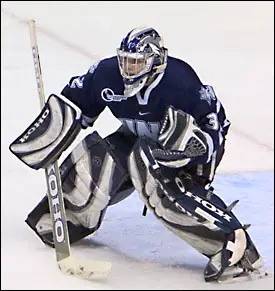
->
<box><xmin>206</xmin><ymin>113</ymin><xmax>219</xmax><ymax>130</ymax></box>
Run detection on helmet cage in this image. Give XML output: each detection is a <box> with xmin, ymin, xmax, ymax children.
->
<box><xmin>117</xmin><ymin>27</ymin><xmax>168</xmax><ymax>97</ymax></box>
<box><xmin>117</xmin><ymin>49</ymin><xmax>155</xmax><ymax>79</ymax></box>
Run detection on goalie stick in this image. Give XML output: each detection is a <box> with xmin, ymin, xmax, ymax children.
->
<box><xmin>28</xmin><ymin>19</ymin><xmax>112</xmax><ymax>280</ymax></box>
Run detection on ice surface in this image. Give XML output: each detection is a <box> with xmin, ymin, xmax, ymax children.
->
<box><xmin>1</xmin><ymin>1</ymin><xmax>273</xmax><ymax>289</ymax></box>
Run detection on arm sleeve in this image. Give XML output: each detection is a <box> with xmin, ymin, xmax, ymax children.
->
<box><xmin>189</xmin><ymin>85</ymin><xmax>231</xmax><ymax>165</ymax></box>
<box><xmin>60</xmin><ymin>63</ymin><xmax>106</xmax><ymax>128</ymax></box>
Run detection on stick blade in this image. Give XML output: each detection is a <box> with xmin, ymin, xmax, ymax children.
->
<box><xmin>58</xmin><ymin>256</ymin><xmax>112</xmax><ymax>280</ymax></box>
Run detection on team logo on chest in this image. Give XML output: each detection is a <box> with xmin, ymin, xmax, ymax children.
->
<box><xmin>101</xmin><ymin>88</ymin><xmax>129</xmax><ymax>102</ymax></box>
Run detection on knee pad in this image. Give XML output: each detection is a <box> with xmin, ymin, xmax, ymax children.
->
<box><xmin>60</xmin><ymin>131</ymin><xmax>129</xmax><ymax>229</ymax></box>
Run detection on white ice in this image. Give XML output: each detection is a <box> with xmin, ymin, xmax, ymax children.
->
<box><xmin>1</xmin><ymin>1</ymin><xmax>274</xmax><ymax>290</ymax></box>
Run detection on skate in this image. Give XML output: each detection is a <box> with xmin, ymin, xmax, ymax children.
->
<box><xmin>204</xmin><ymin>233</ymin><xmax>268</xmax><ymax>283</ymax></box>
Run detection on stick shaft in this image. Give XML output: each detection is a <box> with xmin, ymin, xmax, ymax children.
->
<box><xmin>27</xmin><ymin>21</ymin><xmax>112</xmax><ymax>279</ymax></box>
<box><xmin>28</xmin><ymin>19</ymin><xmax>71</xmax><ymax>261</ymax></box>
<box><xmin>28</xmin><ymin>19</ymin><xmax>46</xmax><ymax>107</ymax></box>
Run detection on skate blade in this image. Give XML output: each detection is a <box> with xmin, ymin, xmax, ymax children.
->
<box><xmin>217</xmin><ymin>268</ymin><xmax>269</xmax><ymax>284</ymax></box>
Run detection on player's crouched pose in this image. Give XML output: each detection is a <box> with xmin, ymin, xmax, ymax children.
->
<box><xmin>10</xmin><ymin>27</ymin><xmax>267</xmax><ymax>282</ymax></box>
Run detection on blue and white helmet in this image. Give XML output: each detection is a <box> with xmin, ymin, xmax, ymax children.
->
<box><xmin>117</xmin><ymin>26</ymin><xmax>168</xmax><ymax>97</ymax></box>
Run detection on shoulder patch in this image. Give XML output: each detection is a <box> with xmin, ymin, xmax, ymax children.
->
<box><xmin>89</xmin><ymin>60</ymin><xmax>100</xmax><ymax>74</ymax></box>
<box><xmin>199</xmin><ymin>85</ymin><xmax>216</xmax><ymax>106</ymax></box>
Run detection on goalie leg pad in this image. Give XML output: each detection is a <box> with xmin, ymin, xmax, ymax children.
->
<box><xmin>129</xmin><ymin>138</ymin><xmax>266</xmax><ymax>282</ymax></box>
<box><xmin>59</xmin><ymin>131</ymin><xmax>130</xmax><ymax>229</ymax></box>
<box><xmin>25</xmin><ymin>195</ymin><xmax>104</xmax><ymax>247</ymax></box>
<box><xmin>128</xmin><ymin>138</ymin><xmax>247</xmax><ymax>258</ymax></box>
<box><xmin>26</xmin><ymin>130</ymin><xmax>134</xmax><ymax>246</ymax></box>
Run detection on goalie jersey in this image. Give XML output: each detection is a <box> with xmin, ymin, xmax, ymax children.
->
<box><xmin>61</xmin><ymin>56</ymin><xmax>230</xmax><ymax>165</ymax></box>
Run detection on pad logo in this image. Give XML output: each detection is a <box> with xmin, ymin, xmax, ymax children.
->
<box><xmin>47</xmin><ymin>165</ymin><xmax>65</xmax><ymax>243</ymax></box>
<box><xmin>92</xmin><ymin>156</ymin><xmax>102</xmax><ymax>167</ymax></box>
<box><xmin>175</xmin><ymin>177</ymin><xmax>232</xmax><ymax>222</ymax></box>
<box><xmin>19</xmin><ymin>109</ymin><xmax>50</xmax><ymax>143</ymax></box>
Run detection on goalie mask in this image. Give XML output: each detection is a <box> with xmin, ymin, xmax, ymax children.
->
<box><xmin>117</xmin><ymin>26</ymin><xmax>168</xmax><ymax>97</ymax></box>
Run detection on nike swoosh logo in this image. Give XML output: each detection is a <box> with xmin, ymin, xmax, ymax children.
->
<box><xmin>139</xmin><ymin>112</ymin><xmax>150</xmax><ymax>116</ymax></box>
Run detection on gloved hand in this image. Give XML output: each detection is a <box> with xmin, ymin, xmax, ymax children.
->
<box><xmin>152</xmin><ymin>106</ymin><xmax>208</xmax><ymax>168</ymax></box>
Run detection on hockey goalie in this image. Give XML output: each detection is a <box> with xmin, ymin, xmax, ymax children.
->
<box><xmin>9</xmin><ymin>26</ymin><xmax>268</xmax><ymax>283</ymax></box>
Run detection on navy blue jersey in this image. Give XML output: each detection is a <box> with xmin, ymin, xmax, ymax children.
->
<box><xmin>61</xmin><ymin>56</ymin><xmax>230</xmax><ymax>165</ymax></box>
